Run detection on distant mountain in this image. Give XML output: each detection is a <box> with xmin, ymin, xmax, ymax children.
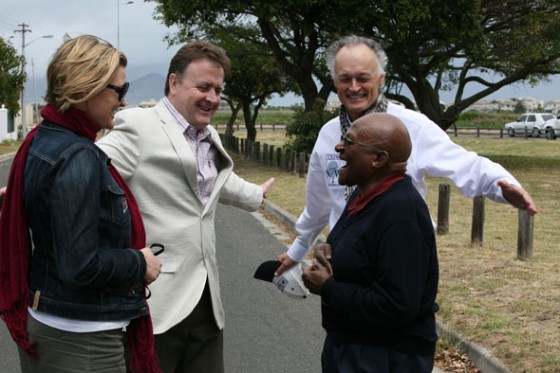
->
<box><xmin>24</xmin><ymin>72</ymin><xmax>166</xmax><ymax>107</ymax></box>
<box><xmin>127</xmin><ymin>73</ymin><xmax>165</xmax><ymax>105</ymax></box>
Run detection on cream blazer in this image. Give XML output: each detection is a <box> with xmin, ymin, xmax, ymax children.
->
<box><xmin>97</xmin><ymin>100</ymin><xmax>263</xmax><ymax>333</ymax></box>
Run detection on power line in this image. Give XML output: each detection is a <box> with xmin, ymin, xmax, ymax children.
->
<box><xmin>0</xmin><ymin>15</ymin><xmax>18</xmax><ymax>30</ymax></box>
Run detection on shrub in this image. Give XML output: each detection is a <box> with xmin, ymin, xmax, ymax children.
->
<box><xmin>285</xmin><ymin>99</ymin><xmax>338</xmax><ymax>154</ymax></box>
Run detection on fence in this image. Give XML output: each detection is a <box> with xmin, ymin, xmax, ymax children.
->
<box><xmin>220</xmin><ymin>132</ymin><xmax>535</xmax><ymax>259</ymax></box>
<box><xmin>215</xmin><ymin>123</ymin><xmax>548</xmax><ymax>140</ymax></box>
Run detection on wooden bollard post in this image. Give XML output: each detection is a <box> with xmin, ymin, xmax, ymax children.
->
<box><xmin>471</xmin><ymin>196</ymin><xmax>485</xmax><ymax>246</ymax></box>
<box><xmin>517</xmin><ymin>210</ymin><xmax>534</xmax><ymax>260</ymax></box>
<box><xmin>246</xmin><ymin>139</ymin><xmax>253</xmax><ymax>157</ymax></box>
<box><xmin>263</xmin><ymin>144</ymin><xmax>269</xmax><ymax>166</ymax></box>
<box><xmin>253</xmin><ymin>142</ymin><xmax>261</xmax><ymax>161</ymax></box>
<box><xmin>276</xmin><ymin>148</ymin><xmax>282</xmax><ymax>170</ymax></box>
<box><xmin>298</xmin><ymin>152</ymin><xmax>306</xmax><ymax>178</ymax></box>
<box><xmin>437</xmin><ymin>184</ymin><xmax>450</xmax><ymax>235</ymax></box>
<box><xmin>268</xmin><ymin>145</ymin><xmax>274</xmax><ymax>167</ymax></box>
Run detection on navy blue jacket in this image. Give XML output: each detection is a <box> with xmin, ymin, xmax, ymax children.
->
<box><xmin>321</xmin><ymin>176</ymin><xmax>439</xmax><ymax>357</ymax></box>
<box><xmin>24</xmin><ymin>122</ymin><xmax>148</xmax><ymax>321</ymax></box>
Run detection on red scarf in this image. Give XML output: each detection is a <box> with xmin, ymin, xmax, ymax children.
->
<box><xmin>0</xmin><ymin>104</ymin><xmax>160</xmax><ymax>372</ymax></box>
<box><xmin>347</xmin><ymin>172</ymin><xmax>406</xmax><ymax>216</ymax></box>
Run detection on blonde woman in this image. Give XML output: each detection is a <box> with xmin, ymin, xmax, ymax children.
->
<box><xmin>0</xmin><ymin>35</ymin><xmax>162</xmax><ymax>373</ymax></box>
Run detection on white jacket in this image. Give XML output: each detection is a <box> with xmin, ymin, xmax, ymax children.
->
<box><xmin>97</xmin><ymin>101</ymin><xmax>263</xmax><ymax>333</ymax></box>
<box><xmin>287</xmin><ymin>102</ymin><xmax>520</xmax><ymax>261</ymax></box>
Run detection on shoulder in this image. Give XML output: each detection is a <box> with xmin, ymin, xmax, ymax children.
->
<box><xmin>387</xmin><ymin>103</ymin><xmax>440</xmax><ymax>130</ymax></box>
<box><xmin>377</xmin><ymin>177</ymin><xmax>428</xmax><ymax>215</ymax></box>
<box><xmin>387</xmin><ymin>103</ymin><xmax>448</xmax><ymax>143</ymax></box>
<box><xmin>37</xmin><ymin>123</ymin><xmax>100</xmax><ymax>159</ymax></box>
<box><xmin>115</xmin><ymin>105</ymin><xmax>159</xmax><ymax>125</ymax></box>
<box><xmin>314</xmin><ymin>116</ymin><xmax>341</xmax><ymax>152</ymax></box>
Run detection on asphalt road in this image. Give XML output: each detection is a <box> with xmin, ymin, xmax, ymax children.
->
<box><xmin>218</xmin><ymin>205</ymin><xmax>324</xmax><ymax>372</ymax></box>
<box><xmin>0</xmin><ymin>155</ymin><xmax>324</xmax><ymax>372</ymax></box>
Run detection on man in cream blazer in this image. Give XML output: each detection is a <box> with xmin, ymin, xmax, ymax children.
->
<box><xmin>97</xmin><ymin>41</ymin><xmax>273</xmax><ymax>373</ymax></box>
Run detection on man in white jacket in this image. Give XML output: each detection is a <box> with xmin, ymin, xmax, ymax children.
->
<box><xmin>97</xmin><ymin>41</ymin><xmax>274</xmax><ymax>373</ymax></box>
<box><xmin>276</xmin><ymin>35</ymin><xmax>537</xmax><ymax>274</ymax></box>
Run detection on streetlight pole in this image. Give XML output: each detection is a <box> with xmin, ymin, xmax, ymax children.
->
<box><xmin>117</xmin><ymin>1</ymin><xmax>134</xmax><ymax>49</ymax></box>
<box><xmin>15</xmin><ymin>27</ymin><xmax>53</xmax><ymax>138</ymax></box>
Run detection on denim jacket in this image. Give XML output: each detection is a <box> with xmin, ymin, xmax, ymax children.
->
<box><xmin>23</xmin><ymin>122</ymin><xmax>148</xmax><ymax>321</ymax></box>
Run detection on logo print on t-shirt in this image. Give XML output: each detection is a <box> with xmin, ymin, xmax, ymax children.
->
<box><xmin>326</xmin><ymin>160</ymin><xmax>340</xmax><ymax>186</ymax></box>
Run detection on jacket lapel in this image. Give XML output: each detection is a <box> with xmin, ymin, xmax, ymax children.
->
<box><xmin>155</xmin><ymin>101</ymin><xmax>200</xmax><ymax>197</ymax></box>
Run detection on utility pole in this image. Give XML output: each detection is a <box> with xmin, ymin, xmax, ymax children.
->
<box><xmin>14</xmin><ymin>23</ymin><xmax>31</xmax><ymax>139</ymax></box>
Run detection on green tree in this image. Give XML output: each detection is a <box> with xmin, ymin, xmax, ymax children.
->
<box><xmin>514</xmin><ymin>101</ymin><xmax>527</xmax><ymax>114</ymax></box>
<box><xmin>151</xmin><ymin>0</ymin><xmax>334</xmax><ymax>112</ymax></box>
<box><xmin>151</xmin><ymin>0</ymin><xmax>560</xmax><ymax>130</ymax></box>
<box><xmin>210</xmin><ymin>27</ymin><xmax>296</xmax><ymax>142</ymax></box>
<box><xmin>0</xmin><ymin>38</ymin><xmax>25</xmax><ymax>115</ymax></box>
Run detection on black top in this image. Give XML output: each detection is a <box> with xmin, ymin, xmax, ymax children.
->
<box><xmin>321</xmin><ymin>176</ymin><xmax>439</xmax><ymax>357</ymax></box>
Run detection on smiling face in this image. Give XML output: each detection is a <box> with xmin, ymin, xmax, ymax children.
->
<box><xmin>335</xmin><ymin>122</ymin><xmax>379</xmax><ymax>189</ymax></box>
<box><xmin>80</xmin><ymin>65</ymin><xmax>127</xmax><ymax>130</ymax></box>
<box><xmin>335</xmin><ymin>113</ymin><xmax>412</xmax><ymax>192</ymax></box>
<box><xmin>167</xmin><ymin>58</ymin><xmax>224</xmax><ymax>129</ymax></box>
<box><xmin>334</xmin><ymin>44</ymin><xmax>385</xmax><ymax>121</ymax></box>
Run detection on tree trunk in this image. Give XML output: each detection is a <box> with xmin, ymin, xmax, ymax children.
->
<box><xmin>225</xmin><ymin>104</ymin><xmax>241</xmax><ymax>137</ymax></box>
<box><xmin>243</xmin><ymin>102</ymin><xmax>257</xmax><ymax>142</ymax></box>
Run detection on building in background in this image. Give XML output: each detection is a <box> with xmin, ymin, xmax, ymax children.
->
<box><xmin>0</xmin><ymin>105</ymin><xmax>18</xmax><ymax>141</ymax></box>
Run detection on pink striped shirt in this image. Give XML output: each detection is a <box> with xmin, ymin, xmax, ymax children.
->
<box><xmin>163</xmin><ymin>97</ymin><xmax>220</xmax><ymax>206</ymax></box>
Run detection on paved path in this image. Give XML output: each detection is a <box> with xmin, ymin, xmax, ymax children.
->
<box><xmin>218</xmin><ymin>205</ymin><xmax>324</xmax><ymax>372</ymax></box>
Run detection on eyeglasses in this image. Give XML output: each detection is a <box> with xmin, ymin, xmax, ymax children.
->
<box><xmin>341</xmin><ymin>134</ymin><xmax>384</xmax><ymax>153</ymax></box>
<box><xmin>107</xmin><ymin>82</ymin><xmax>130</xmax><ymax>101</ymax></box>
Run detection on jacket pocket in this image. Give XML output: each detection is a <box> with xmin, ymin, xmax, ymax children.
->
<box><xmin>107</xmin><ymin>183</ymin><xmax>131</xmax><ymax>227</ymax></box>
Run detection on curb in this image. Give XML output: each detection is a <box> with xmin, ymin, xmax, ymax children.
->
<box><xmin>261</xmin><ymin>199</ymin><xmax>511</xmax><ymax>373</ymax></box>
<box><xmin>437</xmin><ymin>321</ymin><xmax>511</xmax><ymax>373</ymax></box>
<box><xmin>0</xmin><ymin>152</ymin><xmax>16</xmax><ymax>163</ymax></box>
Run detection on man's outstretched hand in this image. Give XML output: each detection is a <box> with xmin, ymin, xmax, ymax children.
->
<box><xmin>498</xmin><ymin>180</ymin><xmax>538</xmax><ymax>215</ymax></box>
<box><xmin>261</xmin><ymin>177</ymin><xmax>275</xmax><ymax>199</ymax></box>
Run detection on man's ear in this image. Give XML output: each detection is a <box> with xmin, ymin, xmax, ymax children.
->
<box><xmin>371</xmin><ymin>151</ymin><xmax>389</xmax><ymax>168</ymax></box>
<box><xmin>168</xmin><ymin>73</ymin><xmax>179</xmax><ymax>94</ymax></box>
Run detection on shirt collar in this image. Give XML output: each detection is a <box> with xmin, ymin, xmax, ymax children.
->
<box><xmin>347</xmin><ymin>172</ymin><xmax>406</xmax><ymax>216</ymax></box>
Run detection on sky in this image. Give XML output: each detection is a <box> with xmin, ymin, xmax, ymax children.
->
<box><xmin>1</xmin><ymin>0</ymin><xmax>559</xmax><ymax>107</ymax></box>
<box><xmin>1</xmin><ymin>0</ymin><xmax>177</xmax><ymax>81</ymax></box>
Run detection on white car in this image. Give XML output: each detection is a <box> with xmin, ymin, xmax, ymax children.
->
<box><xmin>504</xmin><ymin>113</ymin><xmax>555</xmax><ymax>137</ymax></box>
<box><xmin>542</xmin><ymin>115</ymin><xmax>560</xmax><ymax>140</ymax></box>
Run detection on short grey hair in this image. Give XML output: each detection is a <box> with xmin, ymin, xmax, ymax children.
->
<box><xmin>325</xmin><ymin>35</ymin><xmax>388</xmax><ymax>78</ymax></box>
